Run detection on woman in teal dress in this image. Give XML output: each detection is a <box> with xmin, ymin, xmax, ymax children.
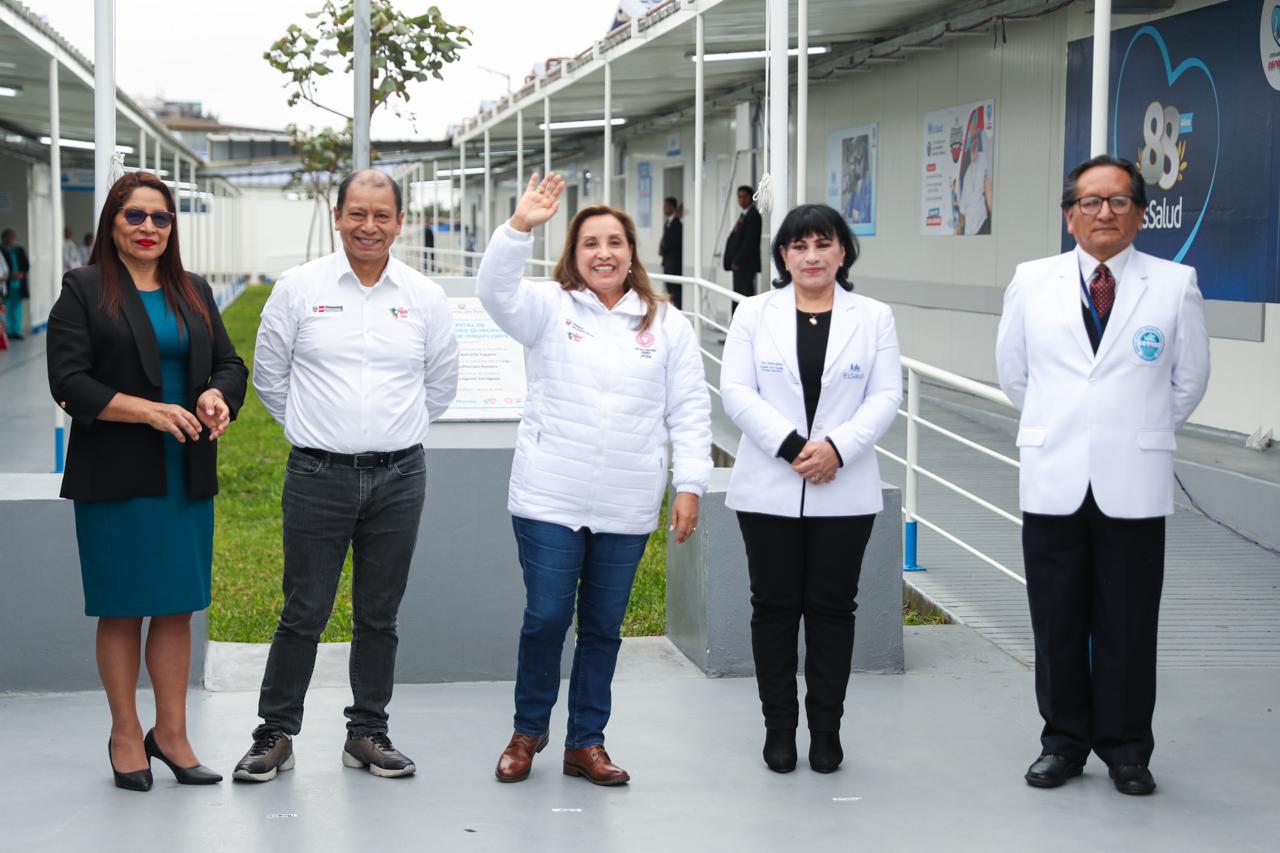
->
<box><xmin>47</xmin><ymin>172</ymin><xmax>247</xmax><ymax>791</ymax></box>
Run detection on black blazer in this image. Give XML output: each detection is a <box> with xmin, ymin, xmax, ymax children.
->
<box><xmin>46</xmin><ymin>264</ymin><xmax>248</xmax><ymax>502</ymax></box>
<box><xmin>723</xmin><ymin>205</ymin><xmax>763</xmax><ymax>274</ymax></box>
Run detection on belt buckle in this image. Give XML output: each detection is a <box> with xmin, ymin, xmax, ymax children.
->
<box><xmin>352</xmin><ymin>452</ymin><xmax>379</xmax><ymax>469</ymax></box>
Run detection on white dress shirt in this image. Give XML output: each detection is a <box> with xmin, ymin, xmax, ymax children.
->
<box><xmin>254</xmin><ymin>250</ymin><xmax>460</xmax><ymax>454</ymax></box>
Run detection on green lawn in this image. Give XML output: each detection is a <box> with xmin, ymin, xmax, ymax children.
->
<box><xmin>210</xmin><ymin>285</ymin><xmax>666</xmax><ymax>642</ymax></box>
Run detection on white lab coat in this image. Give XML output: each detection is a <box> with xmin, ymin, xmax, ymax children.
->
<box><xmin>995</xmin><ymin>249</ymin><xmax>1210</xmax><ymax>518</ymax></box>
<box><xmin>721</xmin><ymin>284</ymin><xmax>902</xmax><ymax>517</ymax></box>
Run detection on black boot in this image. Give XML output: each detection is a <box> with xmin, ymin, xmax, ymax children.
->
<box><xmin>762</xmin><ymin>728</ymin><xmax>797</xmax><ymax>773</ymax></box>
<box><xmin>809</xmin><ymin>730</ymin><xmax>843</xmax><ymax>773</ymax></box>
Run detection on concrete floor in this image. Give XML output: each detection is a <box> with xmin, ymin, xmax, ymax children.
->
<box><xmin>3</xmin><ymin>627</ymin><xmax>1276</xmax><ymax>853</ymax></box>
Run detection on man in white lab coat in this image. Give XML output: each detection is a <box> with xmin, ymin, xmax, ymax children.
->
<box><xmin>996</xmin><ymin>155</ymin><xmax>1210</xmax><ymax>796</ymax></box>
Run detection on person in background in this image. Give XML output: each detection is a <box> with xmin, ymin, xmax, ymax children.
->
<box><xmin>720</xmin><ymin>203</ymin><xmax>901</xmax><ymax>775</ymax></box>
<box><xmin>723</xmin><ymin>186</ymin><xmax>763</xmax><ymax>312</ymax></box>
<box><xmin>478</xmin><ymin>173</ymin><xmax>711</xmax><ymax>787</ymax></box>
<box><xmin>423</xmin><ymin>216</ymin><xmax>435</xmax><ymax>273</ymax></box>
<box><xmin>236</xmin><ymin>169</ymin><xmax>459</xmax><ymax>784</ymax></box>
<box><xmin>658</xmin><ymin>196</ymin><xmax>683</xmax><ymax>309</ymax></box>
<box><xmin>64</xmin><ymin>226</ymin><xmax>83</xmax><ymax>273</ymax></box>
<box><xmin>3</xmin><ymin>228</ymin><xmax>30</xmax><ymax>340</ymax></box>
<box><xmin>82</xmin><ymin>232</ymin><xmax>95</xmax><ymax>266</ymax></box>
<box><xmin>46</xmin><ymin>171</ymin><xmax>248</xmax><ymax>791</ymax></box>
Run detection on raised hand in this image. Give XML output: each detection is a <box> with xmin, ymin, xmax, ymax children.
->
<box><xmin>509</xmin><ymin>172</ymin><xmax>565</xmax><ymax>233</ymax></box>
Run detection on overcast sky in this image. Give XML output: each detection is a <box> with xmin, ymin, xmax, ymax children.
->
<box><xmin>28</xmin><ymin>1</ymin><xmax>617</xmax><ymax>140</ymax></box>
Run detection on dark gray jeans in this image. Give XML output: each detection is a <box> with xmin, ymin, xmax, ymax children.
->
<box><xmin>256</xmin><ymin>446</ymin><xmax>426</xmax><ymax>738</ymax></box>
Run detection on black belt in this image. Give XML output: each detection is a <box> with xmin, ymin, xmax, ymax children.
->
<box><xmin>294</xmin><ymin>445</ymin><xmax>419</xmax><ymax>469</ymax></box>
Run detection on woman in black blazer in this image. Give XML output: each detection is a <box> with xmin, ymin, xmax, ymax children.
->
<box><xmin>47</xmin><ymin>172</ymin><xmax>247</xmax><ymax>791</ymax></box>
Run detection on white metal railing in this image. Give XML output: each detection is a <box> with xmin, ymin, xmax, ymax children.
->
<box><xmin>882</xmin><ymin>358</ymin><xmax>1024</xmax><ymax>584</ymax></box>
<box><xmin>401</xmin><ymin>244</ymin><xmax>1023</xmax><ymax>585</ymax></box>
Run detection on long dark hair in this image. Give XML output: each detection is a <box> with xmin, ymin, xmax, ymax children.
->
<box><xmin>90</xmin><ymin>171</ymin><xmax>210</xmax><ymax>333</ymax></box>
<box><xmin>770</xmin><ymin>203</ymin><xmax>860</xmax><ymax>291</ymax></box>
<box><xmin>553</xmin><ymin>205</ymin><xmax>667</xmax><ymax>333</ymax></box>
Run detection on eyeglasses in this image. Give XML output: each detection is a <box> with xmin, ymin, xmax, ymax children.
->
<box><xmin>121</xmin><ymin>207</ymin><xmax>174</xmax><ymax>228</ymax></box>
<box><xmin>1073</xmin><ymin>196</ymin><xmax>1136</xmax><ymax>216</ymax></box>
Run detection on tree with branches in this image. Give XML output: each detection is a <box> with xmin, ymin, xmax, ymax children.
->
<box><xmin>265</xmin><ymin>1</ymin><xmax>470</xmax><ymax>259</ymax></box>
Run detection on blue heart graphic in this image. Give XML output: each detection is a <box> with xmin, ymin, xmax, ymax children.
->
<box><xmin>1111</xmin><ymin>26</ymin><xmax>1220</xmax><ymax>263</ymax></box>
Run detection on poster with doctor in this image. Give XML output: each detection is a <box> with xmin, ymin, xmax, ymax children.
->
<box><xmin>825</xmin><ymin>123</ymin><xmax>877</xmax><ymax>236</ymax></box>
<box><xmin>921</xmin><ymin>99</ymin><xmax>995</xmax><ymax>236</ymax></box>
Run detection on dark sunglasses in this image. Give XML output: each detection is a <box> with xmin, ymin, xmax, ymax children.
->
<box><xmin>121</xmin><ymin>207</ymin><xmax>174</xmax><ymax>228</ymax></box>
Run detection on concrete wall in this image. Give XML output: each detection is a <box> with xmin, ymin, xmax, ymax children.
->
<box><xmin>0</xmin><ymin>475</ymin><xmax>207</xmax><ymax>692</ymax></box>
<box><xmin>397</xmin><ymin>421</ymin><xmax>574</xmax><ymax>682</ymax></box>
<box><xmin>237</xmin><ymin>186</ymin><xmax>328</xmax><ymax>278</ymax></box>
<box><xmin>668</xmin><ymin>470</ymin><xmax>904</xmax><ymax>676</ymax></box>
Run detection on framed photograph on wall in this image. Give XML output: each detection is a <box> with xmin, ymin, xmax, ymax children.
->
<box><xmin>826</xmin><ymin>123</ymin><xmax>877</xmax><ymax>236</ymax></box>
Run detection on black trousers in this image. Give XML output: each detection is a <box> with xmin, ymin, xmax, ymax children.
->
<box><xmin>257</xmin><ymin>447</ymin><xmax>426</xmax><ymax>738</ymax></box>
<box><xmin>730</xmin><ymin>269</ymin><xmax>757</xmax><ymax>314</ymax></box>
<box><xmin>1022</xmin><ymin>487</ymin><xmax>1165</xmax><ymax>767</ymax></box>
<box><xmin>736</xmin><ymin>511</ymin><xmax>876</xmax><ymax>731</ymax></box>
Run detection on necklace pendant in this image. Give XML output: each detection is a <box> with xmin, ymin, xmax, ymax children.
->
<box><xmin>808</xmin><ymin>315</ymin><xmax>818</xmax><ymax>326</ymax></box>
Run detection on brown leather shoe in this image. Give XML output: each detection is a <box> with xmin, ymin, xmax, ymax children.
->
<box><xmin>495</xmin><ymin>732</ymin><xmax>550</xmax><ymax>783</ymax></box>
<box><xmin>562</xmin><ymin>744</ymin><xmax>630</xmax><ymax>786</ymax></box>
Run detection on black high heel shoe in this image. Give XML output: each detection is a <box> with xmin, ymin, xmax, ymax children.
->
<box><xmin>109</xmin><ymin>736</ymin><xmax>153</xmax><ymax>792</ymax></box>
<box><xmin>144</xmin><ymin>729</ymin><xmax>223</xmax><ymax>785</ymax></box>
<box><xmin>763</xmin><ymin>728</ymin><xmax>798</xmax><ymax>773</ymax></box>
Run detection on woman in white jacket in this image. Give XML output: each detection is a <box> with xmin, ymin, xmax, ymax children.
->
<box><xmin>721</xmin><ymin>204</ymin><xmax>901</xmax><ymax>775</ymax></box>
<box><xmin>478</xmin><ymin>173</ymin><xmax>712</xmax><ymax>786</ymax></box>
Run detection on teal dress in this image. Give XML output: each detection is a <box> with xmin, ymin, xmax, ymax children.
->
<box><xmin>73</xmin><ymin>289</ymin><xmax>214</xmax><ymax>616</ymax></box>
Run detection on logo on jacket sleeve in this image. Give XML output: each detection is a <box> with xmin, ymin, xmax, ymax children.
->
<box><xmin>1133</xmin><ymin>326</ymin><xmax>1165</xmax><ymax>362</ymax></box>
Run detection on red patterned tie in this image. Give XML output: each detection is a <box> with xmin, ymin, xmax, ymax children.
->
<box><xmin>1090</xmin><ymin>263</ymin><xmax>1116</xmax><ymax>318</ymax></box>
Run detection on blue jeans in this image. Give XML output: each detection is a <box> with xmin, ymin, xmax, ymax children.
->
<box><xmin>511</xmin><ymin>515</ymin><xmax>649</xmax><ymax>749</ymax></box>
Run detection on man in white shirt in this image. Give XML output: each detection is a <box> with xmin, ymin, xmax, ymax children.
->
<box><xmin>996</xmin><ymin>155</ymin><xmax>1209</xmax><ymax>796</ymax></box>
<box><xmin>234</xmin><ymin>170</ymin><xmax>459</xmax><ymax>782</ymax></box>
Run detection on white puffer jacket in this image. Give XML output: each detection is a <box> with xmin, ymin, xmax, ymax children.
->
<box><xmin>477</xmin><ymin>224</ymin><xmax>712</xmax><ymax>535</ymax></box>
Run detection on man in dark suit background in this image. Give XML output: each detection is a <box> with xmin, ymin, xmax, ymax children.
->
<box><xmin>658</xmin><ymin>196</ymin><xmax>683</xmax><ymax>309</ymax></box>
<box><xmin>723</xmin><ymin>186</ymin><xmax>762</xmax><ymax>313</ymax></box>
<box><xmin>2</xmin><ymin>228</ymin><xmax>30</xmax><ymax>340</ymax></box>
<box><xmin>423</xmin><ymin>217</ymin><xmax>435</xmax><ymax>272</ymax></box>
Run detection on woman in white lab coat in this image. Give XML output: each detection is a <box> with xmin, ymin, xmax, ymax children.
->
<box><xmin>720</xmin><ymin>204</ymin><xmax>901</xmax><ymax>774</ymax></box>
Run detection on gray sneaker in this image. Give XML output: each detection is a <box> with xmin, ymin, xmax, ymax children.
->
<box><xmin>233</xmin><ymin>730</ymin><xmax>295</xmax><ymax>783</ymax></box>
<box><xmin>342</xmin><ymin>732</ymin><xmax>416</xmax><ymax>778</ymax></box>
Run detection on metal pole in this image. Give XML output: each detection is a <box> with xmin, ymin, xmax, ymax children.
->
<box><xmin>543</xmin><ymin>96</ymin><xmax>552</xmax><ymax>266</ymax></box>
<box><xmin>353</xmin><ymin>0</ymin><xmax>371</xmax><ymax>169</ymax></box>
<box><xmin>693</xmin><ymin>13</ymin><xmax>705</xmax><ymax>339</ymax></box>
<box><xmin>172</xmin><ymin>149</ymin><xmax>180</xmax><ymax>234</ymax></box>
<box><xmin>138</xmin><ymin>127</ymin><xmax>146</xmax><ymax>174</ymax></box>
<box><xmin>431</xmin><ymin>159</ymin><xmax>440</xmax><ymax>272</ymax></box>
<box><xmin>796</xmin><ymin>0</ymin><xmax>808</xmax><ymax>204</ymax></box>
<box><xmin>459</xmin><ymin>141</ymin><xmax>468</xmax><ymax>267</ymax></box>
<box><xmin>904</xmin><ymin>368</ymin><xmax>923</xmax><ymax>571</ymax></box>
<box><xmin>768</xmin><ymin>0</ymin><xmax>789</xmax><ymax>236</ymax></box>
<box><xmin>188</xmin><ymin>160</ymin><xmax>197</xmax><ymax>277</ymax></box>
<box><xmin>483</xmin><ymin>128</ymin><xmax>491</xmax><ymax>248</ymax></box>
<box><xmin>516</xmin><ymin>108</ymin><xmax>524</xmax><ymax>182</ymax></box>
<box><xmin>50</xmin><ymin>55</ymin><xmax>65</xmax><ymax>474</ymax></box>
<box><xmin>1090</xmin><ymin>0</ymin><xmax>1112</xmax><ymax>155</ymax></box>
<box><xmin>153</xmin><ymin>136</ymin><xmax>160</xmax><ymax>174</ymax></box>
<box><xmin>603</xmin><ymin>62</ymin><xmax>612</xmax><ymax>207</ymax></box>
<box><xmin>93</xmin><ymin>0</ymin><xmax>115</xmax><ymax>219</ymax></box>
